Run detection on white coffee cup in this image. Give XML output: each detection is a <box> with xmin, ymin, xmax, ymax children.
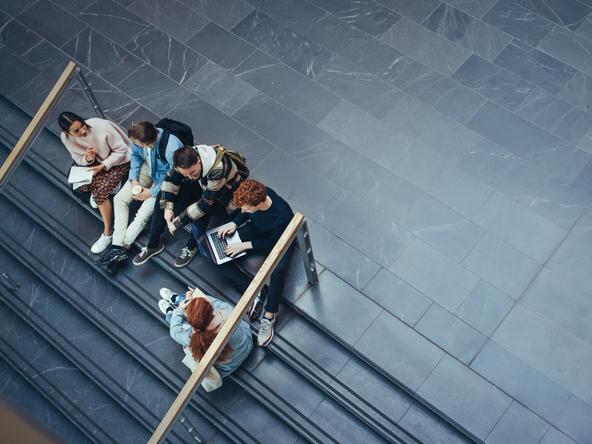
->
<box><xmin>132</xmin><ymin>185</ymin><xmax>143</xmax><ymax>196</ymax></box>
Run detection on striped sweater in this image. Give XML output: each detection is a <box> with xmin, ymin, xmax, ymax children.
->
<box><xmin>160</xmin><ymin>145</ymin><xmax>246</xmax><ymax>228</ymax></box>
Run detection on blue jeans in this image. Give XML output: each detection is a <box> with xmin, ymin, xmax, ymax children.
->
<box><xmin>165</xmin><ymin>292</ymin><xmax>186</xmax><ymax>324</ymax></box>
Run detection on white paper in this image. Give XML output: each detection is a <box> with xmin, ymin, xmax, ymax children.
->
<box><xmin>68</xmin><ymin>166</ymin><xmax>93</xmax><ymax>185</ymax></box>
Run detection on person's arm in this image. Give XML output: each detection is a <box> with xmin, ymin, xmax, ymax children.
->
<box><xmin>159</xmin><ymin>169</ymin><xmax>184</xmax><ymax>209</ymax></box>
<box><xmin>250</xmin><ymin>224</ymin><xmax>285</xmax><ymax>252</ymax></box>
<box><xmin>173</xmin><ymin>166</ymin><xmax>225</xmax><ymax>228</ymax></box>
<box><xmin>151</xmin><ymin>136</ymin><xmax>184</xmax><ymax>197</ymax></box>
<box><xmin>101</xmin><ymin>124</ymin><xmax>131</xmax><ymax>170</ymax></box>
<box><xmin>233</xmin><ymin>211</ymin><xmax>249</xmax><ymax>227</ymax></box>
<box><xmin>128</xmin><ymin>145</ymin><xmax>143</xmax><ymax>182</ymax></box>
<box><xmin>61</xmin><ymin>133</ymin><xmax>87</xmax><ymax>166</ymax></box>
<box><xmin>169</xmin><ymin>307</ymin><xmax>191</xmax><ymax>347</ymax></box>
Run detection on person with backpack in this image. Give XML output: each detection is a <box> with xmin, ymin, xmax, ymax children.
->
<box><xmin>96</xmin><ymin>121</ymin><xmax>184</xmax><ymax>269</ymax></box>
<box><xmin>133</xmin><ymin>144</ymin><xmax>249</xmax><ymax>267</ymax></box>
<box><xmin>58</xmin><ymin>112</ymin><xmax>131</xmax><ymax>255</ymax></box>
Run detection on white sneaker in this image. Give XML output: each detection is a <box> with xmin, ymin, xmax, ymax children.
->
<box><xmin>91</xmin><ymin>234</ymin><xmax>112</xmax><ymax>254</ymax></box>
<box><xmin>159</xmin><ymin>288</ymin><xmax>177</xmax><ymax>304</ymax></box>
<box><xmin>158</xmin><ymin>299</ymin><xmax>174</xmax><ymax>315</ymax></box>
<box><xmin>89</xmin><ymin>194</ymin><xmax>98</xmax><ymax>208</ymax></box>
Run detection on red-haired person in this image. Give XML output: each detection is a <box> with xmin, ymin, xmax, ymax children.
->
<box><xmin>218</xmin><ymin>179</ymin><xmax>295</xmax><ymax>347</ymax></box>
<box><xmin>158</xmin><ymin>286</ymin><xmax>253</xmax><ymax>390</ymax></box>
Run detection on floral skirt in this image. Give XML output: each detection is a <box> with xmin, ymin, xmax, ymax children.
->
<box><xmin>79</xmin><ymin>162</ymin><xmax>130</xmax><ymax>205</ymax></box>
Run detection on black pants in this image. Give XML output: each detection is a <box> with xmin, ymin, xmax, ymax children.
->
<box><xmin>222</xmin><ymin>223</ymin><xmax>295</xmax><ymax>315</ymax></box>
<box><xmin>147</xmin><ymin>185</ymin><xmax>204</xmax><ymax>249</ymax></box>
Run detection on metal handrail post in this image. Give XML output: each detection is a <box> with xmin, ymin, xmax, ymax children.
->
<box><xmin>75</xmin><ymin>69</ymin><xmax>105</xmax><ymax>119</ymax></box>
<box><xmin>296</xmin><ymin>219</ymin><xmax>319</xmax><ymax>285</ymax></box>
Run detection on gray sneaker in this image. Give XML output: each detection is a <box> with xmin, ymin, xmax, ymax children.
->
<box><xmin>133</xmin><ymin>243</ymin><xmax>164</xmax><ymax>266</ymax></box>
<box><xmin>257</xmin><ymin>316</ymin><xmax>275</xmax><ymax>347</ymax></box>
<box><xmin>174</xmin><ymin>246</ymin><xmax>197</xmax><ymax>268</ymax></box>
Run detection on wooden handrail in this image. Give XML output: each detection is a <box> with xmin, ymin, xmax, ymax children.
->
<box><xmin>0</xmin><ymin>61</ymin><xmax>78</xmax><ymax>190</ymax></box>
<box><xmin>148</xmin><ymin>212</ymin><xmax>305</xmax><ymax>444</ymax></box>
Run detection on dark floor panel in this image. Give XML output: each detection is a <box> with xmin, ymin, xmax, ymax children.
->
<box><xmin>127</xmin><ymin>26</ymin><xmax>209</xmax><ymax>85</ymax></box>
<box><xmin>128</xmin><ymin>0</ymin><xmax>209</xmax><ymax>43</ymax></box>
<box><xmin>116</xmin><ymin>64</ymin><xmax>190</xmax><ymax>116</ymax></box>
<box><xmin>234</xmin><ymin>50</ymin><xmax>341</xmax><ymax>124</ymax></box>
<box><xmin>0</xmin><ymin>359</ymin><xmax>94</xmax><ymax>444</ymax></box>
<box><xmin>78</xmin><ymin>0</ymin><xmax>149</xmax><ymax>46</ymax></box>
<box><xmin>482</xmin><ymin>0</ymin><xmax>554</xmax><ymax>46</ymax></box>
<box><xmin>62</xmin><ymin>28</ymin><xmax>145</xmax><ymax>85</ymax></box>
<box><xmin>187</xmin><ymin>21</ymin><xmax>256</xmax><ymax>69</ymax></box>
<box><xmin>0</xmin><ymin>305</ymin><xmax>150</xmax><ymax>444</ymax></box>
<box><xmin>17</xmin><ymin>0</ymin><xmax>86</xmax><ymax>47</ymax></box>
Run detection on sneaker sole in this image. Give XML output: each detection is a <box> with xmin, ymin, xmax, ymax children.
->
<box><xmin>132</xmin><ymin>244</ymin><xmax>165</xmax><ymax>266</ymax></box>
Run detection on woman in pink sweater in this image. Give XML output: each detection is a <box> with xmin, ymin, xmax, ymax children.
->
<box><xmin>58</xmin><ymin>112</ymin><xmax>131</xmax><ymax>254</ymax></box>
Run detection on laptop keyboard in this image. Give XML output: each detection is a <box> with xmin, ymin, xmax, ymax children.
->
<box><xmin>210</xmin><ymin>232</ymin><xmax>229</xmax><ymax>259</ymax></box>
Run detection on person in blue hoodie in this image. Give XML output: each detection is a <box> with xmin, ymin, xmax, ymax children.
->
<box><xmin>158</xmin><ymin>286</ymin><xmax>253</xmax><ymax>390</ymax></box>
<box><xmin>97</xmin><ymin>121</ymin><xmax>183</xmax><ymax>267</ymax></box>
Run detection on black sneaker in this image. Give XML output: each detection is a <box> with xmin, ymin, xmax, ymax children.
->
<box><xmin>174</xmin><ymin>246</ymin><xmax>197</xmax><ymax>268</ymax></box>
<box><xmin>133</xmin><ymin>243</ymin><xmax>165</xmax><ymax>266</ymax></box>
<box><xmin>248</xmin><ymin>288</ymin><xmax>267</xmax><ymax>322</ymax></box>
<box><xmin>96</xmin><ymin>246</ymin><xmax>126</xmax><ymax>265</ymax></box>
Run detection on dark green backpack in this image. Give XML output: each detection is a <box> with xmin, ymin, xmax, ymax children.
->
<box><xmin>212</xmin><ymin>144</ymin><xmax>249</xmax><ymax>179</ymax></box>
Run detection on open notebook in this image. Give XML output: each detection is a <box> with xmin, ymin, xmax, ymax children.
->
<box><xmin>68</xmin><ymin>166</ymin><xmax>93</xmax><ymax>190</ymax></box>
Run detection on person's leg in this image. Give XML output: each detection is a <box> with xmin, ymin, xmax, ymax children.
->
<box><xmin>98</xmin><ymin>199</ymin><xmax>113</xmax><ymax>235</ymax></box>
<box><xmin>165</xmin><ymin>292</ymin><xmax>186</xmax><ymax>324</ymax></box>
<box><xmin>175</xmin><ymin>184</ymin><xmax>203</xmax><ymax>249</ymax></box>
<box><xmin>124</xmin><ymin>196</ymin><xmax>155</xmax><ymax>247</ymax></box>
<box><xmin>220</xmin><ymin>262</ymin><xmax>252</xmax><ymax>295</ymax></box>
<box><xmin>263</xmin><ymin>244</ymin><xmax>294</xmax><ymax>316</ymax></box>
<box><xmin>172</xmin><ymin>185</ymin><xmax>203</xmax><ymax>266</ymax></box>
<box><xmin>257</xmin><ymin>244</ymin><xmax>295</xmax><ymax>347</ymax></box>
<box><xmin>146</xmin><ymin>195</ymin><xmax>167</xmax><ymax>249</ymax></box>
<box><xmin>112</xmin><ymin>180</ymin><xmax>134</xmax><ymax>247</ymax></box>
<box><xmin>133</xmin><ymin>196</ymin><xmax>166</xmax><ymax>265</ymax></box>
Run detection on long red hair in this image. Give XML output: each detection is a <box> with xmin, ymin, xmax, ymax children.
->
<box><xmin>185</xmin><ymin>298</ymin><xmax>232</xmax><ymax>364</ymax></box>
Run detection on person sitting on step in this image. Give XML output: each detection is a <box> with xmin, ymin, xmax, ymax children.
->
<box><xmin>58</xmin><ymin>111</ymin><xmax>131</xmax><ymax>255</ymax></box>
<box><xmin>133</xmin><ymin>144</ymin><xmax>248</xmax><ymax>268</ymax></box>
<box><xmin>158</xmin><ymin>286</ymin><xmax>253</xmax><ymax>390</ymax></box>
<box><xmin>218</xmin><ymin>179</ymin><xmax>295</xmax><ymax>347</ymax></box>
<box><xmin>97</xmin><ymin>122</ymin><xmax>183</xmax><ymax>268</ymax></box>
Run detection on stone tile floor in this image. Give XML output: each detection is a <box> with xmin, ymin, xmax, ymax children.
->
<box><xmin>1</xmin><ymin>0</ymin><xmax>592</xmax><ymax>442</ymax></box>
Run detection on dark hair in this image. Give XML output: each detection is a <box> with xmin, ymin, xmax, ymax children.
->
<box><xmin>173</xmin><ymin>146</ymin><xmax>200</xmax><ymax>169</ymax></box>
<box><xmin>234</xmin><ymin>179</ymin><xmax>267</xmax><ymax>207</ymax></box>
<box><xmin>186</xmin><ymin>297</ymin><xmax>232</xmax><ymax>363</ymax></box>
<box><xmin>57</xmin><ymin>111</ymin><xmax>89</xmax><ymax>136</ymax></box>
<box><xmin>128</xmin><ymin>121</ymin><xmax>158</xmax><ymax>144</ymax></box>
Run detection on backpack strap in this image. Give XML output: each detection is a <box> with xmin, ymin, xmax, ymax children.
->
<box><xmin>213</xmin><ymin>144</ymin><xmax>225</xmax><ymax>166</ymax></box>
<box><xmin>156</xmin><ymin>128</ymin><xmax>171</xmax><ymax>160</ymax></box>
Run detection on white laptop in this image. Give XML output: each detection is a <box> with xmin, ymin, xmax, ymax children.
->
<box><xmin>204</xmin><ymin>222</ymin><xmax>246</xmax><ymax>265</ymax></box>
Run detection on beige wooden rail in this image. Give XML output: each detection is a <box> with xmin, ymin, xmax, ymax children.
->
<box><xmin>0</xmin><ymin>61</ymin><xmax>78</xmax><ymax>190</ymax></box>
<box><xmin>148</xmin><ymin>212</ymin><xmax>306</xmax><ymax>444</ymax></box>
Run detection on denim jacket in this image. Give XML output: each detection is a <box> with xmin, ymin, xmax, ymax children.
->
<box><xmin>169</xmin><ymin>296</ymin><xmax>253</xmax><ymax>377</ymax></box>
<box><xmin>128</xmin><ymin>129</ymin><xmax>183</xmax><ymax>197</ymax></box>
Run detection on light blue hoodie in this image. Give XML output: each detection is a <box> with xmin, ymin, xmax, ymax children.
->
<box><xmin>128</xmin><ymin>128</ymin><xmax>183</xmax><ymax>197</ymax></box>
<box><xmin>169</xmin><ymin>295</ymin><xmax>253</xmax><ymax>377</ymax></box>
